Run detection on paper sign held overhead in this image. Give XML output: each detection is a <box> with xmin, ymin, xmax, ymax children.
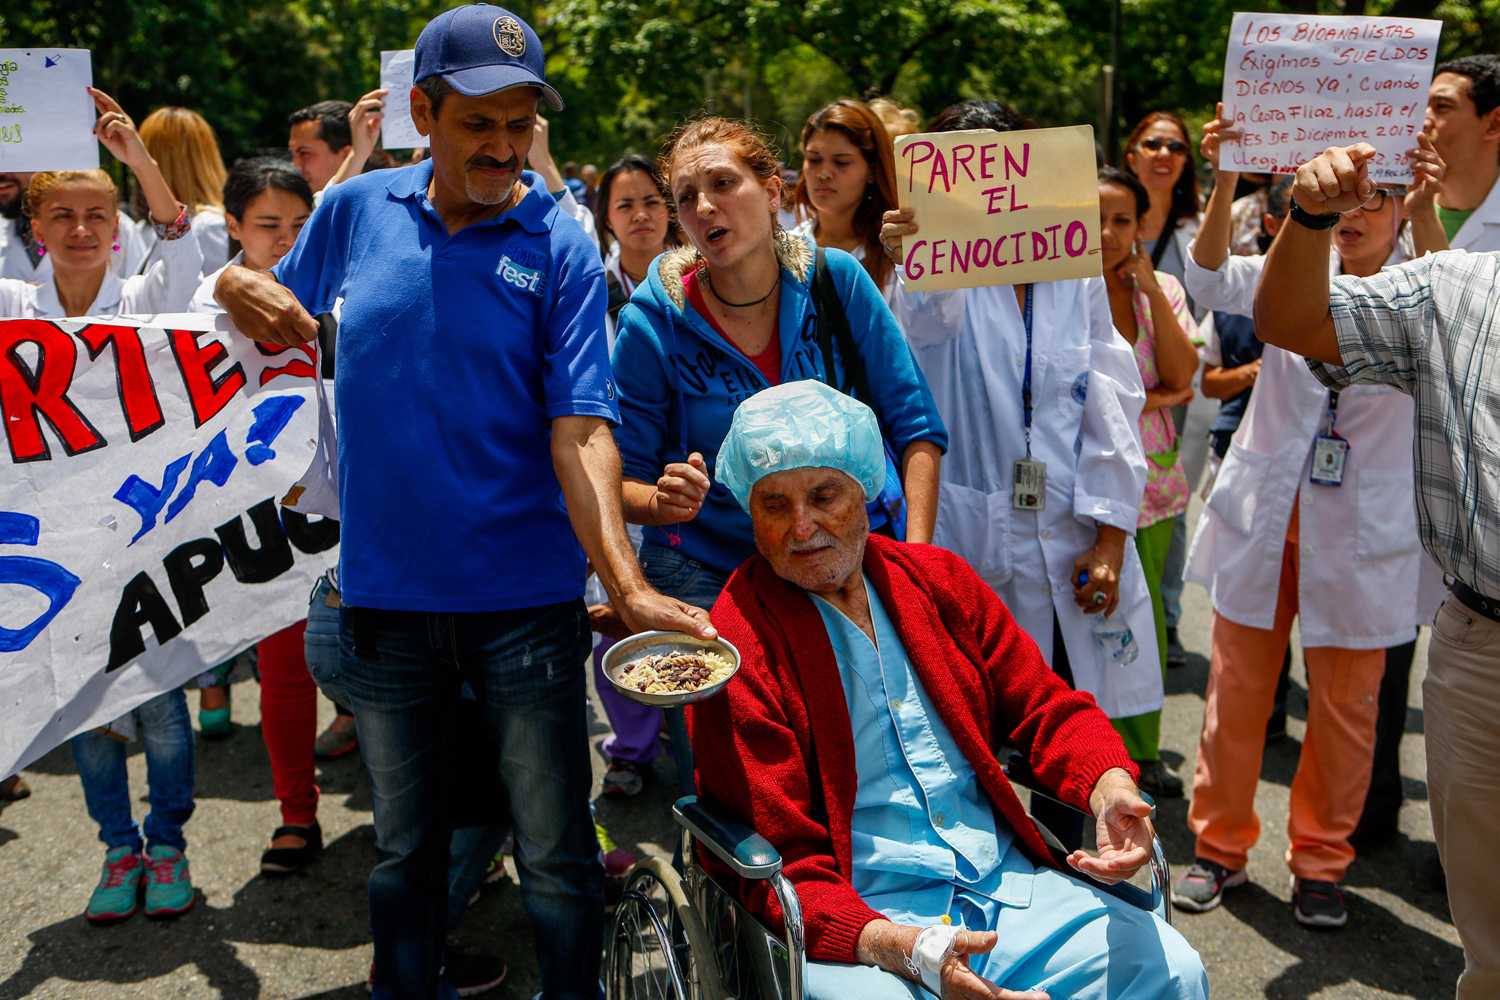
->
<box><xmin>1221</xmin><ymin>13</ymin><xmax>1441</xmax><ymax>183</ymax></box>
<box><xmin>896</xmin><ymin>125</ymin><xmax>1101</xmax><ymax>291</ymax></box>
<box><xmin>380</xmin><ymin>50</ymin><xmax>428</xmax><ymax>150</ymax></box>
<box><xmin>0</xmin><ymin>49</ymin><xmax>99</xmax><ymax>172</ymax></box>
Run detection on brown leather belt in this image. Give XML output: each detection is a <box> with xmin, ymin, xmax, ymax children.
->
<box><xmin>1453</xmin><ymin>581</ymin><xmax>1500</xmax><ymax>624</ymax></box>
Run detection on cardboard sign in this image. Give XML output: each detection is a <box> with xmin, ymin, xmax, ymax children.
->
<box><xmin>1221</xmin><ymin>13</ymin><xmax>1441</xmax><ymax>183</ymax></box>
<box><xmin>896</xmin><ymin>125</ymin><xmax>1101</xmax><ymax>291</ymax></box>
<box><xmin>0</xmin><ymin>48</ymin><xmax>99</xmax><ymax>172</ymax></box>
<box><xmin>0</xmin><ymin>315</ymin><xmax>337</xmax><ymax>777</ymax></box>
<box><xmin>380</xmin><ymin>49</ymin><xmax>428</xmax><ymax>150</ymax></box>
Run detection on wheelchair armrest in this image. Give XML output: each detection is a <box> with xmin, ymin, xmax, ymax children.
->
<box><xmin>674</xmin><ymin>795</ymin><xmax>783</xmax><ymax>880</ymax></box>
<box><xmin>1004</xmin><ymin>752</ymin><xmax>1157</xmax><ymax>820</ymax></box>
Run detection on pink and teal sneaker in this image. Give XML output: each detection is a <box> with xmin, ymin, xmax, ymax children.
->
<box><xmin>86</xmin><ymin>847</ymin><xmax>142</xmax><ymax>922</ymax></box>
<box><xmin>143</xmin><ymin>846</ymin><xmax>194</xmax><ymax>918</ymax></box>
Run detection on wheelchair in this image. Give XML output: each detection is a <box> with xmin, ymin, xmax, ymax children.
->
<box><xmin>606</xmin><ymin>753</ymin><xmax>1171</xmax><ymax>1000</ymax></box>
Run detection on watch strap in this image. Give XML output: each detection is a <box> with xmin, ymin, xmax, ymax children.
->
<box><xmin>1289</xmin><ymin>200</ymin><xmax>1342</xmax><ymax>231</ymax></box>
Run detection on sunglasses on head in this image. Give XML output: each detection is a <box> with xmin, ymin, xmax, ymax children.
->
<box><xmin>1137</xmin><ymin>137</ymin><xmax>1188</xmax><ymax>155</ymax></box>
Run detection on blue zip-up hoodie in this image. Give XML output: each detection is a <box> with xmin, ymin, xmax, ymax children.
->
<box><xmin>612</xmin><ymin>235</ymin><xmax>948</xmax><ymax>576</ymax></box>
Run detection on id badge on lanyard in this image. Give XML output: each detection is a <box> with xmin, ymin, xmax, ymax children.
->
<box><xmin>1309</xmin><ymin>390</ymin><xmax>1349</xmax><ymax>487</ymax></box>
<box><xmin>1013</xmin><ymin>284</ymin><xmax>1046</xmax><ymax>510</ymax></box>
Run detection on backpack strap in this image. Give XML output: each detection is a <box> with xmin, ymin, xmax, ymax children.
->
<box><xmin>811</xmin><ymin>247</ymin><xmax>882</xmax><ymax>429</ymax></box>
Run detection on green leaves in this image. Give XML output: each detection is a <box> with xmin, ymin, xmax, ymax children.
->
<box><xmin>1</xmin><ymin>0</ymin><xmax>1495</xmax><ymax>170</ymax></box>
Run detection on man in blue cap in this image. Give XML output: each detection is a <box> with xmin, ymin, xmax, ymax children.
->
<box><xmin>215</xmin><ymin>5</ymin><xmax>715</xmax><ymax>998</ymax></box>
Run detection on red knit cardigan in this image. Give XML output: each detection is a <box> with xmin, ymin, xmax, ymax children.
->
<box><xmin>686</xmin><ymin>534</ymin><xmax>1138</xmax><ymax>965</ymax></box>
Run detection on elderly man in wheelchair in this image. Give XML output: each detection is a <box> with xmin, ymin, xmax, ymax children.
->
<box><xmin>646</xmin><ymin>381</ymin><xmax>1208</xmax><ymax>1000</ymax></box>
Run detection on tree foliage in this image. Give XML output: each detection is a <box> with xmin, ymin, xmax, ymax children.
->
<box><xmin>3</xmin><ymin>0</ymin><xmax>1499</xmax><ymax>170</ymax></box>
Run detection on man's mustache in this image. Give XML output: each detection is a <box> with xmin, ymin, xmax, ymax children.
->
<box><xmin>466</xmin><ymin>154</ymin><xmax>519</xmax><ymax>174</ymax></box>
<box><xmin>787</xmin><ymin>529</ymin><xmax>839</xmax><ymax>553</ymax></box>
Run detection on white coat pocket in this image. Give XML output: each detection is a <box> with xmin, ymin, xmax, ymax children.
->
<box><xmin>1205</xmin><ymin>444</ymin><xmax>1271</xmax><ymax>537</ymax></box>
<box><xmin>934</xmin><ymin>481</ymin><xmax>1012</xmax><ymax>584</ymax></box>
<box><xmin>1355</xmin><ymin>466</ymin><xmax>1419</xmax><ymax>561</ymax></box>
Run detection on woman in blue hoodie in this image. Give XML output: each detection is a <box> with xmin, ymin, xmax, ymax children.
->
<box><xmin>611</xmin><ymin>118</ymin><xmax>946</xmax><ymax>782</ymax></box>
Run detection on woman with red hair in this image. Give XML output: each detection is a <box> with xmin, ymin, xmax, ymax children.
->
<box><xmin>790</xmin><ymin>100</ymin><xmax>901</xmax><ymax>303</ymax></box>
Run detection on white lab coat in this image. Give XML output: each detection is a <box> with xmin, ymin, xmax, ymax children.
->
<box><xmin>897</xmin><ymin>275</ymin><xmax>1162</xmax><ymax>718</ymax></box>
<box><xmin>1446</xmin><ymin>174</ymin><xmax>1500</xmax><ymax>252</ymax></box>
<box><xmin>1182</xmin><ymin>248</ymin><xmax>1429</xmax><ymax>644</ymax></box>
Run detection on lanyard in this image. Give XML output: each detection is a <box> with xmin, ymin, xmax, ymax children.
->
<box><xmin>1021</xmin><ymin>283</ymin><xmax>1035</xmax><ymax>457</ymax></box>
<box><xmin>1324</xmin><ymin>389</ymin><xmax>1341</xmax><ymax>435</ymax></box>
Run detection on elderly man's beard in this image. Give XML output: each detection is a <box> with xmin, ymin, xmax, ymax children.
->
<box><xmin>771</xmin><ymin>523</ymin><xmax>867</xmax><ymax>594</ymax></box>
<box><xmin>464</xmin><ymin>153</ymin><xmax>521</xmax><ymax>205</ymax></box>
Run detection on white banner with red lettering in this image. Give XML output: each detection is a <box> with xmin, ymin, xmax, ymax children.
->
<box><xmin>0</xmin><ymin>314</ymin><xmax>336</xmax><ymax>776</ymax></box>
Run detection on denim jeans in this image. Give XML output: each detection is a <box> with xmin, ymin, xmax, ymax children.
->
<box><xmin>71</xmin><ymin>687</ymin><xmax>195</xmax><ymax>853</ymax></box>
<box><xmin>339</xmin><ymin>599</ymin><xmax>602</xmax><ymax>1000</ymax></box>
<box><xmin>637</xmin><ymin>544</ymin><xmax>731</xmax><ymax>797</ymax></box>
<box><xmin>305</xmin><ymin>575</ymin><xmax>351</xmax><ymax>712</ymax></box>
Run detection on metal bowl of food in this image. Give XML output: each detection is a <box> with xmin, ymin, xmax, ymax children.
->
<box><xmin>601</xmin><ymin>631</ymin><xmax>742</xmax><ymax>708</ymax></box>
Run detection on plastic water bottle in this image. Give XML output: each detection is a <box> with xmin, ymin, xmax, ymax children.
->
<box><xmin>1090</xmin><ymin>613</ymin><xmax>1140</xmax><ymax>667</ymax></box>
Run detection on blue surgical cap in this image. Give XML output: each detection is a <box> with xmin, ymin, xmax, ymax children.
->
<box><xmin>716</xmin><ymin>380</ymin><xmax>886</xmax><ymax>513</ymax></box>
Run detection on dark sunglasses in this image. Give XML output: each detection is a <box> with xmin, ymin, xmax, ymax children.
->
<box><xmin>1137</xmin><ymin>137</ymin><xmax>1188</xmax><ymax>155</ymax></box>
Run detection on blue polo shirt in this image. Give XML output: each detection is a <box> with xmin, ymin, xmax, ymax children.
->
<box><xmin>272</xmin><ymin>164</ymin><xmax>616</xmax><ymax>612</ymax></box>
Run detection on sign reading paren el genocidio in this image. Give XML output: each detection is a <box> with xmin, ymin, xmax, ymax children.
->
<box><xmin>895</xmin><ymin>124</ymin><xmax>1102</xmax><ymax>291</ymax></box>
<box><xmin>0</xmin><ymin>315</ymin><xmax>337</xmax><ymax>776</ymax></box>
<box><xmin>1221</xmin><ymin>12</ymin><xmax>1441</xmax><ymax>183</ymax></box>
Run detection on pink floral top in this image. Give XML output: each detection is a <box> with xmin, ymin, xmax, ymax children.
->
<box><xmin>1131</xmin><ymin>272</ymin><xmax>1199</xmax><ymax>528</ymax></box>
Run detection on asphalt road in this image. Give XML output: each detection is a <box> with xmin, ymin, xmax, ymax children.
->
<box><xmin>0</xmin><ymin>497</ymin><xmax>1464</xmax><ymax>999</ymax></box>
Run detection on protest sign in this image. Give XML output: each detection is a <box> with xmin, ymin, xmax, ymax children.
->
<box><xmin>0</xmin><ymin>48</ymin><xmax>99</xmax><ymax>172</ymax></box>
<box><xmin>0</xmin><ymin>315</ymin><xmax>337</xmax><ymax>777</ymax></box>
<box><xmin>1221</xmin><ymin>13</ymin><xmax>1441</xmax><ymax>183</ymax></box>
<box><xmin>380</xmin><ymin>49</ymin><xmax>428</xmax><ymax>150</ymax></box>
<box><xmin>895</xmin><ymin>125</ymin><xmax>1101</xmax><ymax>291</ymax></box>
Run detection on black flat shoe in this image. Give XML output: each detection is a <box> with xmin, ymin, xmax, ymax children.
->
<box><xmin>260</xmin><ymin>821</ymin><xmax>322</xmax><ymax>874</ymax></box>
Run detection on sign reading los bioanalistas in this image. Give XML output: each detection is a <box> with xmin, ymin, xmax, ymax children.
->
<box><xmin>895</xmin><ymin>125</ymin><xmax>1103</xmax><ymax>292</ymax></box>
<box><xmin>0</xmin><ymin>315</ymin><xmax>336</xmax><ymax>776</ymax></box>
<box><xmin>1221</xmin><ymin>12</ymin><xmax>1442</xmax><ymax>183</ymax></box>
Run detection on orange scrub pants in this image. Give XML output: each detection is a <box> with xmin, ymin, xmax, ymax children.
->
<box><xmin>1187</xmin><ymin>506</ymin><xmax>1384</xmax><ymax>883</ymax></box>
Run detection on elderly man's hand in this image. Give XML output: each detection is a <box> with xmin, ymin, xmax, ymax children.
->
<box><xmin>617</xmin><ymin>587</ymin><xmax>717</xmax><ymax>641</ymax></box>
<box><xmin>1294</xmin><ymin>143</ymin><xmax>1379</xmax><ymax>217</ymax></box>
<box><xmin>856</xmin><ymin>921</ymin><xmax>1049</xmax><ymax>999</ymax></box>
<box><xmin>215</xmin><ymin>265</ymin><xmax>319</xmax><ymax>345</ymax></box>
<box><xmin>587</xmin><ymin>602</ymin><xmax>634</xmax><ymax>642</ymax></box>
<box><xmin>1068</xmin><ymin>767</ymin><xmax>1154</xmax><ymax>885</ymax></box>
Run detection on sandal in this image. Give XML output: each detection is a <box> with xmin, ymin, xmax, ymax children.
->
<box><xmin>260</xmin><ymin>821</ymin><xmax>322</xmax><ymax>874</ymax></box>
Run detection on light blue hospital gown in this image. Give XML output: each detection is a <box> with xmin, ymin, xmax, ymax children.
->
<box><xmin>805</xmin><ymin>576</ymin><xmax>1206</xmax><ymax>1000</ymax></box>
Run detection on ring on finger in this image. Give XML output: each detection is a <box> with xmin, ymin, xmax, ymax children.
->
<box><xmin>1092</xmin><ymin>591</ymin><xmax>1107</xmax><ymax>606</ymax></box>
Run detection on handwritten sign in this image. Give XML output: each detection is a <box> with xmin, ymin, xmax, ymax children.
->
<box><xmin>895</xmin><ymin>125</ymin><xmax>1101</xmax><ymax>291</ymax></box>
<box><xmin>0</xmin><ymin>49</ymin><xmax>99</xmax><ymax>172</ymax></box>
<box><xmin>1221</xmin><ymin>13</ymin><xmax>1441</xmax><ymax>183</ymax></box>
<box><xmin>0</xmin><ymin>315</ymin><xmax>337</xmax><ymax>777</ymax></box>
<box><xmin>380</xmin><ymin>49</ymin><xmax>428</xmax><ymax>150</ymax></box>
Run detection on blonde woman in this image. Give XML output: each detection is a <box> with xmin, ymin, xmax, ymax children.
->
<box><xmin>0</xmin><ymin>89</ymin><xmax>201</xmax><ymax>318</ymax></box>
<box><xmin>135</xmin><ymin>107</ymin><xmax>229</xmax><ymax>277</ymax></box>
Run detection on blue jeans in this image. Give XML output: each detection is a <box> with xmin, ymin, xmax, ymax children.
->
<box><xmin>305</xmin><ymin>575</ymin><xmax>352</xmax><ymax>712</ymax></box>
<box><xmin>339</xmin><ymin>599</ymin><xmax>602</xmax><ymax>1000</ymax></box>
<box><xmin>71</xmin><ymin>688</ymin><xmax>195</xmax><ymax>853</ymax></box>
<box><xmin>637</xmin><ymin>544</ymin><xmax>731</xmax><ymax>797</ymax></box>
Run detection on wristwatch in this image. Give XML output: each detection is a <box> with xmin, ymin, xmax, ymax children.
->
<box><xmin>1288</xmin><ymin>200</ymin><xmax>1342</xmax><ymax>231</ymax></box>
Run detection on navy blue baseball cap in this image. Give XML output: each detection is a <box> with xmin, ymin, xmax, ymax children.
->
<box><xmin>414</xmin><ymin>4</ymin><xmax>563</xmax><ymax>111</ymax></box>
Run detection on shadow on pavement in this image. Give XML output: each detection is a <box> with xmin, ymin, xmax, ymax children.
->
<box><xmin>1221</xmin><ymin>880</ymin><xmax>1462</xmax><ymax>998</ymax></box>
<box><xmin>0</xmin><ymin>825</ymin><xmax>377</xmax><ymax>1000</ymax></box>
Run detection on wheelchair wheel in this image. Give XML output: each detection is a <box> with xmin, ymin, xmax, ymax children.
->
<box><xmin>607</xmin><ymin>856</ymin><xmax>723</xmax><ymax>1000</ymax></box>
